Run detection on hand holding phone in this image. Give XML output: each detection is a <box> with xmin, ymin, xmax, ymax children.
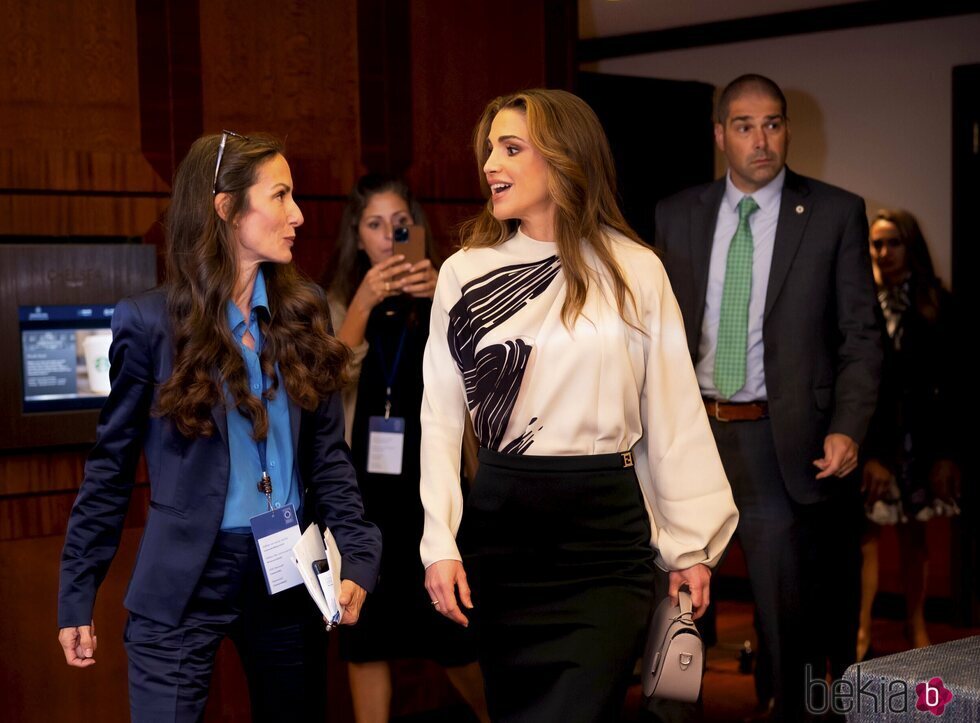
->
<box><xmin>392</xmin><ymin>225</ymin><xmax>426</xmax><ymax>268</ymax></box>
<box><xmin>391</xmin><ymin>225</ymin><xmax>437</xmax><ymax>298</ymax></box>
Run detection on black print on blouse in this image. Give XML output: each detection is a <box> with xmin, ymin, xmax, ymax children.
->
<box><xmin>501</xmin><ymin>416</ymin><xmax>541</xmax><ymax>455</ymax></box>
<box><xmin>447</xmin><ymin>256</ymin><xmax>561</xmax><ymax>452</ymax></box>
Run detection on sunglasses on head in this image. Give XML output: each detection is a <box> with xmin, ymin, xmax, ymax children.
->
<box><xmin>212</xmin><ymin>130</ymin><xmax>251</xmax><ymax>195</ymax></box>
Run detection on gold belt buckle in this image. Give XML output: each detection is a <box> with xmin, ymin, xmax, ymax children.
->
<box><xmin>621</xmin><ymin>451</ymin><xmax>634</xmax><ymax>468</ymax></box>
<box><xmin>709</xmin><ymin>400</ymin><xmax>731</xmax><ymax>422</ymax></box>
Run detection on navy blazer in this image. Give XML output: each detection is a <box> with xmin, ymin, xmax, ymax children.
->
<box><xmin>58</xmin><ymin>287</ymin><xmax>382</xmax><ymax>628</ymax></box>
<box><xmin>654</xmin><ymin>168</ymin><xmax>882</xmax><ymax>504</ymax></box>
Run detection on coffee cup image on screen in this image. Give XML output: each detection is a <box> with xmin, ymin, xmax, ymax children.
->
<box><xmin>21</xmin><ymin>329</ymin><xmax>113</xmax><ymax>400</ymax></box>
<box><xmin>81</xmin><ymin>332</ymin><xmax>112</xmax><ymax>393</ymax></box>
<box><xmin>19</xmin><ymin>303</ymin><xmax>116</xmax><ymax>412</ymax></box>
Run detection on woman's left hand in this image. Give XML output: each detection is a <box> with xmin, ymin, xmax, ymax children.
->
<box><xmin>668</xmin><ymin>563</ymin><xmax>712</xmax><ymax>620</ymax></box>
<box><xmin>400</xmin><ymin>259</ymin><xmax>438</xmax><ymax>299</ymax></box>
<box><xmin>338</xmin><ymin>579</ymin><xmax>367</xmax><ymax>625</ymax></box>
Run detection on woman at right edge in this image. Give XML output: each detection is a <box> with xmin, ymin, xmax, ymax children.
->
<box><xmin>419</xmin><ymin>88</ymin><xmax>739</xmax><ymax>721</ymax></box>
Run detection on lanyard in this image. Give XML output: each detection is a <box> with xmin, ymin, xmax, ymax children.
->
<box><xmin>246</xmin><ymin>321</ymin><xmax>274</xmax><ymax>511</ymax></box>
<box><xmin>255</xmin><ymin>385</ymin><xmax>273</xmax><ymax>510</ymax></box>
<box><xmin>374</xmin><ymin>327</ymin><xmax>408</xmax><ymax>420</ymax></box>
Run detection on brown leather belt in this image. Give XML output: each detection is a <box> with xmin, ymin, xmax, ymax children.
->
<box><xmin>703</xmin><ymin>398</ymin><xmax>769</xmax><ymax>422</ymax></box>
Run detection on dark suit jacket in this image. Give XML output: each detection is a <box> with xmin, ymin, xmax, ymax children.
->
<box><xmin>654</xmin><ymin>168</ymin><xmax>881</xmax><ymax>504</ymax></box>
<box><xmin>58</xmin><ymin>287</ymin><xmax>382</xmax><ymax>628</ymax></box>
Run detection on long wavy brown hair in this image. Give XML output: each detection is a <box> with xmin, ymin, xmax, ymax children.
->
<box><xmin>460</xmin><ymin>89</ymin><xmax>642</xmax><ymax>329</ymax></box>
<box><xmin>157</xmin><ymin>132</ymin><xmax>350</xmax><ymax>439</ymax></box>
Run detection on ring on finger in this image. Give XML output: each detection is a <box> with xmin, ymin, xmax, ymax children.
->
<box><xmin>385</xmin><ymin>281</ymin><xmax>390</xmax><ymax>292</ymax></box>
<box><xmin>431</xmin><ymin>599</ymin><xmax>440</xmax><ymax>607</ymax></box>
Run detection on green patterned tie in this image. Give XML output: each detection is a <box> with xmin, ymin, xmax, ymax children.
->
<box><xmin>714</xmin><ymin>196</ymin><xmax>759</xmax><ymax>399</ymax></box>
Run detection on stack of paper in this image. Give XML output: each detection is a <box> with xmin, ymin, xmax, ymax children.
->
<box><xmin>291</xmin><ymin>523</ymin><xmax>343</xmax><ymax>628</ymax></box>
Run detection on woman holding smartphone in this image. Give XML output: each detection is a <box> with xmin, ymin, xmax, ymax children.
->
<box><xmin>421</xmin><ymin>90</ymin><xmax>739</xmax><ymax>721</ymax></box>
<box><xmin>324</xmin><ymin>174</ymin><xmax>489</xmax><ymax>723</ymax></box>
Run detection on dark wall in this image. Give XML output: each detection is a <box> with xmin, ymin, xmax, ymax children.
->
<box><xmin>0</xmin><ymin>1</ymin><xmax>576</xmax><ymax>721</ymax></box>
<box><xmin>577</xmin><ymin>72</ymin><xmax>715</xmax><ymax>246</ymax></box>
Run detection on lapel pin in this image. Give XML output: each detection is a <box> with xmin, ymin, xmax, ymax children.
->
<box><xmin>795</xmin><ymin>205</ymin><xmax>804</xmax><ymax>214</ymax></box>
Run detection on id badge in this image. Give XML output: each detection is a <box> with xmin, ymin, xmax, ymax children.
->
<box><xmin>367</xmin><ymin>416</ymin><xmax>405</xmax><ymax>475</ymax></box>
<box><xmin>250</xmin><ymin>504</ymin><xmax>303</xmax><ymax>594</ymax></box>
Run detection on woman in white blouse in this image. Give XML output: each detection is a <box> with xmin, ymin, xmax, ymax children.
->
<box><xmin>421</xmin><ymin>89</ymin><xmax>738</xmax><ymax>721</ymax></box>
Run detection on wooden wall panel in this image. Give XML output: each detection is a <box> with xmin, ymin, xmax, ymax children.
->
<box><xmin>407</xmin><ymin>1</ymin><xmax>559</xmax><ymax>201</ymax></box>
<box><xmin>0</xmin><ymin>450</ymin><xmax>86</xmax><ymax>497</ymax></box>
<box><xmin>0</xmin><ymin>195</ymin><xmax>168</xmax><ymax>236</ymax></box>
<box><xmin>0</xmin><ymin>529</ymin><xmax>140</xmax><ymax>722</ymax></box>
<box><xmin>356</xmin><ymin>0</ymin><xmax>412</xmax><ymax>176</ymax></box>
<box><xmin>199</xmin><ymin>0</ymin><xmax>362</xmax><ymax>197</ymax></box>
<box><xmin>0</xmin><ymin>0</ymin><xmax>166</xmax><ymax>193</ymax></box>
<box><xmin>0</xmin><ymin>486</ymin><xmax>149</xmax><ymax>542</ymax></box>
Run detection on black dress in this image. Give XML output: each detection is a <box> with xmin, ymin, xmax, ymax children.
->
<box><xmin>862</xmin><ymin>281</ymin><xmax>959</xmax><ymax>516</ymax></box>
<box><xmin>339</xmin><ymin>296</ymin><xmax>478</xmax><ymax>666</ymax></box>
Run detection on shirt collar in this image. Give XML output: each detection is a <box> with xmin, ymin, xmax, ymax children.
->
<box><xmin>723</xmin><ymin>166</ymin><xmax>786</xmax><ymax>214</ymax></box>
<box><xmin>226</xmin><ymin>266</ymin><xmax>270</xmax><ymax>334</ymax></box>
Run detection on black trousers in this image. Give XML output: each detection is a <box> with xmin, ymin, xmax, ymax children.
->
<box><xmin>709</xmin><ymin>417</ymin><xmax>862</xmax><ymax>721</ymax></box>
<box><xmin>461</xmin><ymin>448</ymin><xmax>656</xmax><ymax>723</ymax></box>
<box><xmin>124</xmin><ymin>531</ymin><xmax>327</xmax><ymax>723</ymax></box>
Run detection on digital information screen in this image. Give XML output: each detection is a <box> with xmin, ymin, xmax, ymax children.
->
<box><xmin>19</xmin><ymin>304</ymin><xmax>114</xmax><ymax>413</ymax></box>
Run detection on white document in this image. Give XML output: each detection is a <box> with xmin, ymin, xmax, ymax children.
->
<box><xmin>291</xmin><ymin>523</ymin><xmax>343</xmax><ymax>626</ymax></box>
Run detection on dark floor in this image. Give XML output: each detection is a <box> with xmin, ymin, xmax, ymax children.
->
<box><xmin>392</xmin><ymin>599</ymin><xmax>980</xmax><ymax>723</ymax></box>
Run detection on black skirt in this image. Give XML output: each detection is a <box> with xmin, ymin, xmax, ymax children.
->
<box><xmin>460</xmin><ymin>448</ymin><xmax>656</xmax><ymax>722</ymax></box>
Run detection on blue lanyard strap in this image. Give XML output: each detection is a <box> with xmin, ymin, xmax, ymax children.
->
<box><xmin>255</xmin><ymin>372</ymin><xmax>274</xmax><ymax>510</ymax></box>
<box><xmin>374</xmin><ymin>327</ymin><xmax>408</xmax><ymax>419</ymax></box>
<box><xmin>249</xmin><ymin>330</ymin><xmax>274</xmax><ymax>510</ymax></box>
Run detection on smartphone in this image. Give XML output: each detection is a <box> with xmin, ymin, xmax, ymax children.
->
<box><xmin>312</xmin><ymin>558</ymin><xmax>341</xmax><ymax>629</ymax></box>
<box><xmin>392</xmin><ymin>225</ymin><xmax>426</xmax><ymax>283</ymax></box>
<box><xmin>312</xmin><ymin>558</ymin><xmax>336</xmax><ymax>597</ymax></box>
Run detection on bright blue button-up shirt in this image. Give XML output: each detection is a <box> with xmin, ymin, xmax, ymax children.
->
<box><xmin>220</xmin><ymin>269</ymin><xmax>300</xmax><ymax>530</ymax></box>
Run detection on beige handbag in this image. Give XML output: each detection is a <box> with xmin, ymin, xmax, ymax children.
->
<box><xmin>641</xmin><ymin>589</ymin><xmax>704</xmax><ymax>702</ymax></box>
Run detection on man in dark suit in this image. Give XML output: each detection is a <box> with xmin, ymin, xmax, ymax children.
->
<box><xmin>654</xmin><ymin>74</ymin><xmax>881</xmax><ymax>719</ymax></box>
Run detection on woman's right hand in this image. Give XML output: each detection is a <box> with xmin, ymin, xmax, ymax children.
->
<box><xmin>58</xmin><ymin>622</ymin><xmax>97</xmax><ymax>668</ymax></box>
<box><xmin>425</xmin><ymin>559</ymin><xmax>473</xmax><ymax>627</ymax></box>
<box><xmin>861</xmin><ymin>458</ymin><xmax>893</xmax><ymax>504</ymax></box>
<box><xmin>350</xmin><ymin>254</ymin><xmax>413</xmax><ymax>314</ymax></box>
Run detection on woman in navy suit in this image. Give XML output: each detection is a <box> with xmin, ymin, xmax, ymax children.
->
<box><xmin>57</xmin><ymin>131</ymin><xmax>381</xmax><ymax>721</ymax></box>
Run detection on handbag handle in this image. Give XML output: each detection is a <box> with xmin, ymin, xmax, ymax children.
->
<box><xmin>677</xmin><ymin>589</ymin><xmax>694</xmax><ymax>621</ymax></box>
